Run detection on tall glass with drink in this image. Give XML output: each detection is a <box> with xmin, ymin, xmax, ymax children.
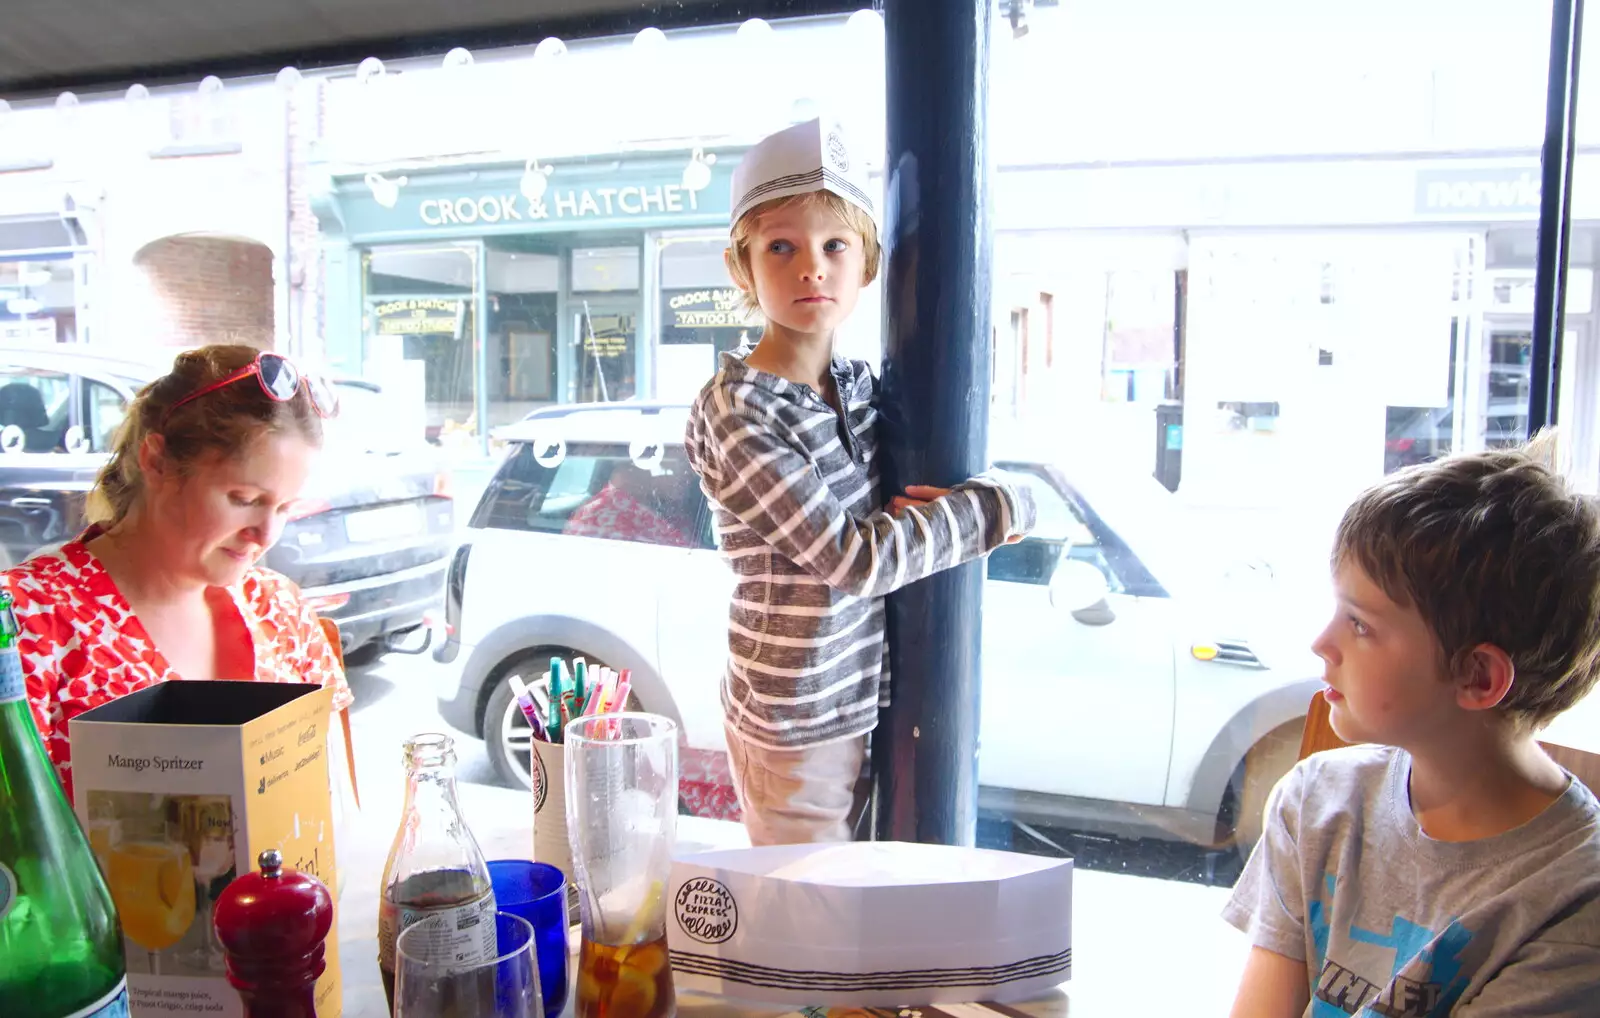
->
<box><xmin>106</xmin><ymin>824</ymin><xmax>197</xmax><ymax>974</ymax></box>
<box><xmin>564</xmin><ymin>714</ymin><xmax>678</xmax><ymax>1018</ymax></box>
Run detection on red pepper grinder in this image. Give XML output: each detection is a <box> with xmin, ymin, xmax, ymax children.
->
<box><xmin>214</xmin><ymin>848</ymin><xmax>334</xmax><ymax>1018</ymax></box>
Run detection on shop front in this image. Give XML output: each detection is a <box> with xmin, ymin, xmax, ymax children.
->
<box><xmin>312</xmin><ymin>152</ymin><xmax>745</xmax><ymax>448</ymax></box>
<box><xmin>0</xmin><ymin>216</ymin><xmax>87</xmax><ymax>346</ymax></box>
<box><xmin>991</xmin><ymin>152</ymin><xmax>1600</xmax><ymax>515</ymax></box>
<box><xmin>0</xmin><ymin>175</ymin><xmax>95</xmax><ymax>348</ymax></box>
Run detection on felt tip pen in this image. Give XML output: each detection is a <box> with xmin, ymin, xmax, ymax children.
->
<box><xmin>547</xmin><ymin>657</ymin><xmax>564</xmax><ymax>741</ymax></box>
<box><xmin>611</xmin><ymin>669</ymin><xmax>632</xmax><ymax>714</ymax></box>
<box><xmin>508</xmin><ymin>674</ymin><xmax>546</xmax><ymax>741</ymax></box>
<box><xmin>572</xmin><ymin>657</ymin><xmax>588</xmax><ymax>704</ymax></box>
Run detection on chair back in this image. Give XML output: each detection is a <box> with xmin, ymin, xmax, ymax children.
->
<box><xmin>317</xmin><ymin>616</ymin><xmax>358</xmax><ymax>808</ymax></box>
<box><xmin>319</xmin><ymin>616</ymin><xmax>345</xmax><ymax>669</ymax></box>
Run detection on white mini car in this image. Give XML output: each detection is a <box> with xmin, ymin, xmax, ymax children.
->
<box><xmin>434</xmin><ymin>403</ymin><xmax>1326</xmax><ymax>853</ymax></box>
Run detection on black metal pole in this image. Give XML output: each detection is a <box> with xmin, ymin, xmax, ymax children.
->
<box><xmin>872</xmin><ymin>0</ymin><xmax>993</xmax><ymax>846</ymax></box>
<box><xmin>1530</xmin><ymin>0</ymin><xmax>1584</xmax><ymax>434</ymax></box>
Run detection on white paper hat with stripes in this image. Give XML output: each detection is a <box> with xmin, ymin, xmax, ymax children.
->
<box><xmin>729</xmin><ymin>116</ymin><xmax>880</xmax><ymax>235</ymax></box>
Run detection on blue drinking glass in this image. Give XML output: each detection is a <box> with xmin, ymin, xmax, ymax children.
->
<box><xmin>489</xmin><ymin>859</ymin><xmax>570</xmax><ymax>1018</ymax></box>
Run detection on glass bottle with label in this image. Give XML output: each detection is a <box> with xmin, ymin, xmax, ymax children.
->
<box><xmin>377</xmin><ymin>733</ymin><xmax>497</xmax><ymax>1015</ymax></box>
<box><xmin>0</xmin><ymin>590</ymin><xmax>132</xmax><ymax>1017</ymax></box>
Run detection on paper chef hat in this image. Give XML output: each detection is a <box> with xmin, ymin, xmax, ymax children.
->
<box><xmin>729</xmin><ymin>117</ymin><xmax>879</xmax><ymax>235</ymax></box>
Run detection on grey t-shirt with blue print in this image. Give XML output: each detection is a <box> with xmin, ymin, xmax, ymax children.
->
<box><xmin>1224</xmin><ymin>744</ymin><xmax>1600</xmax><ymax>1017</ymax></box>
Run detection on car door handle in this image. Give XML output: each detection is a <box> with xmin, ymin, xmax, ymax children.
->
<box><xmin>9</xmin><ymin>497</ymin><xmax>53</xmax><ymax>508</ymax></box>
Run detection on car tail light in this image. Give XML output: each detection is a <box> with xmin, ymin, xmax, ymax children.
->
<box><xmin>423</xmin><ymin>609</ymin><xmax>455</xmax><ymax>638</ymax></box>
<box><xmin>433</xmin><ymin>469</ymin><xmax>454</xmax><ymax>499</ymax></box>
<box><xmin>445</xmin><ymin>543</ymin><xmax>471</xmax><ymax>637</ymax></box>
<box><xmin>306</xmin><ymin>591</ymin><xmax>351</xmax><ymax>613</ymax></box>
<box><xmin>288</xmin><ymin>497</ymin><xmax>333</xmax><ymax>521</ymax></box>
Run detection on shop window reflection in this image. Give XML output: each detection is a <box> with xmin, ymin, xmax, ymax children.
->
<box><xmin>0</xmin><ymin>255</ymin><xmax>79</xmax><ymax>344</ymax></box>
<box><xmin>571</xmin><ymin>247</ymin><xmax>639</xmax><ymax>404</ymax></box>
<box><xmin>657</xmin><ymin>236</ymin><xmax>752</xmax><ymax>403</ymax></box>
<box><xmin>486</xmin><ymin>243</ymin><xmax>558</xmax><ymax>428</ymax></box>
<box><xmin>362</xmin><ymin>244</ymin><xmax>477</xmax><ymax>445</ymax></box>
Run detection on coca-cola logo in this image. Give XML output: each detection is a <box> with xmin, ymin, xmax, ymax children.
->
<box><xmin>532</xmin><ymin>747</ymin><xmax>549</xmax><ymax>813</ymax></box>
<box><xmin>675</xmin><ymin>877</ymin><xmax>738</xmax><ymax>944</ymax></box>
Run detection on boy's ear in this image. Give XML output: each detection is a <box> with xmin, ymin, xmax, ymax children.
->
<box><xmin>1455</xmin><ymin>643</ymin><xmax>1516</xmax><ymax>713</ymax></box>
<box><xmin>723</xmin><ymin>248</ymin><xmax>746</xmax><ymax>293</ymax></box>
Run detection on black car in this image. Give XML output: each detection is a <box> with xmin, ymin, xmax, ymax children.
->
<box><xmin>0</xmin><ymin>344</ymin><xmax>454</xmax><ymax>655</ymax></box>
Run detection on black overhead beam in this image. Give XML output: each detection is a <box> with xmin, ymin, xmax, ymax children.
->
<box><xmin>0</xmin><ymin>0</ymin><xmax>866</xmax><ymax>97</ymax></box>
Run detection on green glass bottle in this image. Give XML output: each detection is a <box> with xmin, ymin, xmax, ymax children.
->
<box><xmin>0</xmin><ymin>590</ymin><xmax>131</xmax><ymax>1017</ymax></box>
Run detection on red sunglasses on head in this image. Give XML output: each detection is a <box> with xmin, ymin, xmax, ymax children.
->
<box><xmin>164</xmin><ymin>352</ymin><xmax>339</xmax><ymax>425</ymax></box>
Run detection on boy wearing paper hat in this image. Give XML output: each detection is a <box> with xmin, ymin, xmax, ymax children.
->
<box><xmin>683</xmin><ymin>117</ymin><xmax>1036</xmax><ymax>846</ymax></box>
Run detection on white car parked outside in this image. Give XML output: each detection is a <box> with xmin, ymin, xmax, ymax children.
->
<box><xmin>433</xmin><ymin>403</ymin><xmax>1326</xmax><ymax>853</ymax></box>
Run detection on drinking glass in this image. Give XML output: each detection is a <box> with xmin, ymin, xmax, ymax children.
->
<box><xmin>177</xmin><ymin>795</ymin><xmax>236</xmax><ymax>973</ymax></box>
<box><xmin>86</xmin><ymin>816</ymin><xmax>119</xmax><ymax>875</ymax></box>
<box><xmin>488</xmin><ymin>860</ymin><xmax>570</xmax><ymax>1018</ymax></box>
<box><xmin>395</xmin><ymin>911</ymin><xmax>540</xmax><ymax>1018</ymax></box>
<box><xmin>564</xmin><ymin>713</ymin><xmax>678</xmax><ymax>1018</ymax></box>
<box><xmin>105</xmin><ymin>839</ymin><xmax>197</xmax><ymax>975</ymax></box>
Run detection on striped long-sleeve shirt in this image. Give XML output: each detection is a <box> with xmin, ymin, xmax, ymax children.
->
<box><xmin>684</xmin><ymin>349</ymin><xmax>1037</xmax><ymax>750</ymax></box>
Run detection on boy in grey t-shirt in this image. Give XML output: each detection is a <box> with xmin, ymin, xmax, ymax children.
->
<box><xmin>1225</xmin><ymin>437</ymin><xmax>1600</xmax><ymax>1017</ymax></box>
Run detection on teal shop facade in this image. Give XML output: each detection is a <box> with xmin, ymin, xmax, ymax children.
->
<box><xmin>311</xmin><ymin>150</ymin><xmax>747</xmax><ymax>446</ymax></box>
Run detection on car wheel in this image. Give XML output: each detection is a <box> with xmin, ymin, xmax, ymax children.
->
<box><xmin>1219</xmin><ymin>717</ymin><xmax>1305</xmax><ymax>862</ymax></box>
<box><xmin>482</xmin><ymin>653</ymin><xmax>641</xmax><ymax>790</ymax></box>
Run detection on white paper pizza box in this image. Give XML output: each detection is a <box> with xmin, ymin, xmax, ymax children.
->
<box><xmin>666</xmin><ymin>841</ymin><xmax>1072</xmax><ymax>1006</ymax></box>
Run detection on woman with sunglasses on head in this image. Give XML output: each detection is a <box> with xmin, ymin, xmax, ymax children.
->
<box><xmin>3</xmin><ymin>344</ymin><xmax>353</xmax><ymax>804</ymax></box>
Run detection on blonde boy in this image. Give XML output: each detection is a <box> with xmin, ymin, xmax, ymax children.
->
<box><xmin>683</xmin><ymin>118</ymin><xmax>1035</xmax><ymax>847</ymax></box>
<box><xmin>1226</xmin><ymin>438</ymin><xmax>1600</xmax><ymax>1017</ymax></box>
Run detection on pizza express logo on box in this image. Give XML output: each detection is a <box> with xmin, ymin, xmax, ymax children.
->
<box><xmin>675</xmin><ymin>877</ymin><xmax>738</xmax><ymax>944</ymax></box>
<box><xmin>107</xmin><ymin>754</ymin><xmax>204</xmax><ymax>775</ymax></box>
<box><xmin>531</xmin><ymin>749</ymin><xmax>549</xmax><ymax>813</ymax></box>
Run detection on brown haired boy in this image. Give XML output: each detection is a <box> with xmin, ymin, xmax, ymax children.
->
<box><xmin>683</xmin><ymin>118</ymin><xmax>1034</xmax><ymax>846</ymax></box>
<box><xmin>1226</xmin><ymin>438</ymin><xmax>1600</xmax><ymax>1017</ymax></box>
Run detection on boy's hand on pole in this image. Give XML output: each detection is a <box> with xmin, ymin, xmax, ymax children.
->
<box><xmin>895</xmin><ymin>484</ymin><xmax>1023</xmax><ymax>543</ymax></box>
<box><xmin>889</xmin><ymin>495</ymin><xmax>929</xmax><ymax>517</ymax></box>
<box><xmin>890</xmin><ymin>485</ymin><xmax>949</xmax><ymax>518</ymax></box>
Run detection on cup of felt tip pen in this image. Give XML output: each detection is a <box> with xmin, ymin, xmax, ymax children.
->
<box><xmin>529</xmin><ymin>657</ymin><xmax>579</xmax><ymax>920</ymax></box>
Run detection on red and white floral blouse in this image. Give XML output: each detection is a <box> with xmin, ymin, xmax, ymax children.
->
<box><xmin>4</xmin><ymin>528</ymin><xmax>354</xmax><ymax>803</ymax></box>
